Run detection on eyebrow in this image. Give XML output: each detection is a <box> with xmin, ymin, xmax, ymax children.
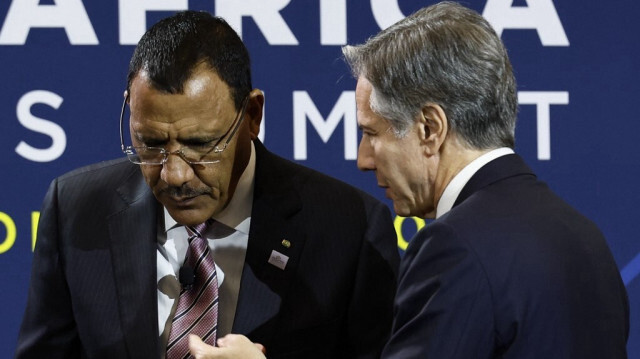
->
<box><xmin>134</xmin><ymin>130</ymin><xmax>223</xmax><ymax>144</ymax></box>
<box><xmin>133</xmin><ymin>131</ymin><xmax>165</xmax><ymax>142</ymax></box>
<box><xmin>357</xmin><ymin>119</ymin><xmax>375</xmax><ymax>130</ymax></box>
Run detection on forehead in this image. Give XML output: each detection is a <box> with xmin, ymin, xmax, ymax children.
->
<box><xmin>355</xmin><ymin>77</ymin><xmax>385</xmax><ymax>129</ymax></box>
<box><xmin>128</xmin><ymin>64</ymin><xmax>234</xmax><ymax>124</ymax></box>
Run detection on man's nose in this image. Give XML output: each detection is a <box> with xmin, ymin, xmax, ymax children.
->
<box><xmin>356</xmin><ymin>138</ymin><xmax>376</xmax><ymax>171</ymax></box>
<box><xmin>160</xmin><ymin>152</ymin><xmax>195</xmax><ymax>187</ymax></box>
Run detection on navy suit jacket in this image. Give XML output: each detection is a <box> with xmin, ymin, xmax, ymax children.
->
<box><xmin>16</xmin><ymin>140</ymin><xmax>399</xmax><ymax>359</ymax></box>
<box><xmin>382</xmin><ymin>154</ymin><xmax>629</xmax><ymax>358</ymax></box>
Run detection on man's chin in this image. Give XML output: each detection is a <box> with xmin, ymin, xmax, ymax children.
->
<box><xmin>166</xmin><ymin>206</ymin><xmax>215</xmax><ymax>226</ymax></box>
<box><xmin>393</xmin><ymin>201</ymin><xmax>431</xmax><ymax>219</ymax></box>
<box><xmin>392</xmin><ymin>202</ymin><xmax>411</xmax><ymax>217</ymax></box>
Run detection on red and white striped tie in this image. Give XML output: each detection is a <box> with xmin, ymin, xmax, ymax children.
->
<box><xmin>166</xmin><ymin>220</ymin><xmax>219</xmax><ymax>359</ymax></box>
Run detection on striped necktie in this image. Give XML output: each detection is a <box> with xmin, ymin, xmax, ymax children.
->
<box><xmin>166</xmin><ymin>220</ymin><xmax>219</xmax><ymax>359</ymax></box>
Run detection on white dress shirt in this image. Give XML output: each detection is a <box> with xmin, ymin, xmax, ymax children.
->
<box><xmin>156</xmin><ymin>142</ymin><xmax>256</xmax><ymax>339</ymax></box>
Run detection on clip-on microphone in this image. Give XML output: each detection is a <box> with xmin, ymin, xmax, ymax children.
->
<box><xmin>179</xmin><ymin>266</ymin><xmax>195</xmax><ymax>290</ymax></box>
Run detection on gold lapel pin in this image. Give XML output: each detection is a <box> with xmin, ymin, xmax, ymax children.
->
<box><xmin>281</xmin><ymin>239</ymin><xmax>291</xmax><ymax>248</ymax></box>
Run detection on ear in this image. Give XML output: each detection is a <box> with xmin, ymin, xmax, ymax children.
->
<box><xmin>417</xmin><ymin>103</ymin><xmax>448</xmax><ymax>156</ymax></box>
<box><xmin>246</xmin><ymin>89</ymin><xmax>264</xmax><ymax>140</ymax></box>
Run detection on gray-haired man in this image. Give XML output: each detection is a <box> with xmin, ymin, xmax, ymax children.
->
<box><xmin>343</xmin><ymin>1</ymin><xmax>628</xmax><ymax>358</ymax></box>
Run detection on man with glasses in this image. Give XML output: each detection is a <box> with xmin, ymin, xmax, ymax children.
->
<box><xmin>16</xmin><ymin>11</ymin><xmax>399</xmax><ymax>359</ymax></box>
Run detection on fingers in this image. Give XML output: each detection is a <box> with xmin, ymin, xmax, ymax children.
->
<box><xmin>187</xmin><ymin>334</ymin><xmax>266</xmax><ymax>359</ymax></box>
<box><xmin>254</xmin><ymin>343</ymin><xmax>266</xmax><ymax>354</ymax></box>
<box><xmin>216</xmin><ymin>334</ymin><xmax>266</xmax><ymax>358</ymax></box>
<box><xmin>189</xmin><ymin>334</ymin><xmax>216</xmax><ymax>358</ymax></box>
<box><xmin>216</xmin><ymin>334</ymin><xmax>254</xmax><ymax>348</ymax></box>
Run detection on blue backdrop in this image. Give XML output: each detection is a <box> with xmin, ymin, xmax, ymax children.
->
<box><xmin>1</xmin><ymin>0</ymin><xmax>639</xmax><ymax>357</ymax></box>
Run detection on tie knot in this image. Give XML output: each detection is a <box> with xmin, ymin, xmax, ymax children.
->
<box><xmin>186</xmin><ymin>219</ymin><xmax>213</xmax><ymax>238</ymax></box>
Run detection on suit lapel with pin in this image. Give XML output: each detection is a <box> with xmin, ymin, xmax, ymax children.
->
<box><xmin>232</xmin><ymin>140</ymin><xmax>310</xmax><ymax>339</ymax></box>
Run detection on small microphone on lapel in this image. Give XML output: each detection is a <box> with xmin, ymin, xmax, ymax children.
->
<box><xmin>179</xmin><ymin>266</ymin><xmax>195</xmax><ymax>290</ymax></box>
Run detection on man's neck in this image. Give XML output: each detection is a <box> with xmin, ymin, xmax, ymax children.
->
<box><xmin>435</xmin><ymin>147</ymin><xmax>515</xmax><ymax>218</ymax></box>
<box><xmin>433</xmin><ymin>137</ymin><xmax>493</xmax><ymax>211</ymax></box>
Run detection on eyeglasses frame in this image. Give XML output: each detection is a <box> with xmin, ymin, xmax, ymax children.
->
<box><xmin>119</xmin><ymin>93</ymin><xmax>249</xmax><ymax>165</ymax></box>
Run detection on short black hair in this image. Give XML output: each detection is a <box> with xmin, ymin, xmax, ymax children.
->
<box><xmin>127</xmin><ymin>11</ymin><xmax>252</xmax><ymax>110</ymax></box>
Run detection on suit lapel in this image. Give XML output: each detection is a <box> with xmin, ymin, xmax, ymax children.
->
<box><xmin>454</xmin><ymin>154</ymin><xmax>535</xmax><ymax>207</ymax></box>
<box><xmin>232</xmin><ymin>141</ymin><xmax>308</xmax><ymax>339</ymax></box>
<box><xmin>108</xmin><ymin>167</ymin><xmax>159</xmax><ymax>359</ymax></box>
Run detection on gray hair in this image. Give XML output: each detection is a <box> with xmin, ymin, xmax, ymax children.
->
<box><xmin>342</xmin><ymin>1</ymin><xmax>517</xmax><ymax>149</ymax></box>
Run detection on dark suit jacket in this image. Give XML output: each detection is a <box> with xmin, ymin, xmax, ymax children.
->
<box><xmin>16</xmin><ymin>140</ymin><xmax>399</xmax><ymax>359</ymax></box>
<box><xmin>382</xmin><ymin>154</ymin><xmax>629</xmax><ymax>358</ymax></box>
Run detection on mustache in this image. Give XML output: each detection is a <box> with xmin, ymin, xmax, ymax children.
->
<box><xmin>159</xmin><ymin>186</ymin><xmax>212</xmax><ymax>198</ymax></box>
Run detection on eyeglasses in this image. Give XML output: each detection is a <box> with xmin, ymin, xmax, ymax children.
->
<box><xmin>119</xmin><ymin>94</ymin><xmax>249</xmax><ymax>165</ymax></box>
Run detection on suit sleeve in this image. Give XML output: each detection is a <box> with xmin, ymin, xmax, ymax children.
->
<box><xmin>381</xmin><ymin>221</ymin><xmax>494</xmax><ymax>359</ymax></box>
<box><xmin>15</xmin><ymin>179</ymin><xmax>82</xmax><ymax>359</ymax></box>
<box><xmin>346</xmin><ymin>198</ymin><xmax>400</xmax><ymax>359</ymax></box>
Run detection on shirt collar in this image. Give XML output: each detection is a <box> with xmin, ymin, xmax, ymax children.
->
<box><xmin>164</xmin><ymin>141</ymin><xmax>256</xmax><ymax>235</ymax></box>
<box><xmin>436</xmin><ymin>147</ymin><xmax>514</xmax><ymax>219</ymax></box>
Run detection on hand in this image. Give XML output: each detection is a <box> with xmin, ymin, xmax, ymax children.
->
<box><xmin>189</xmin><ymin>334</ymin><xmax>266</xmax><ymax>359</ymax></box>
